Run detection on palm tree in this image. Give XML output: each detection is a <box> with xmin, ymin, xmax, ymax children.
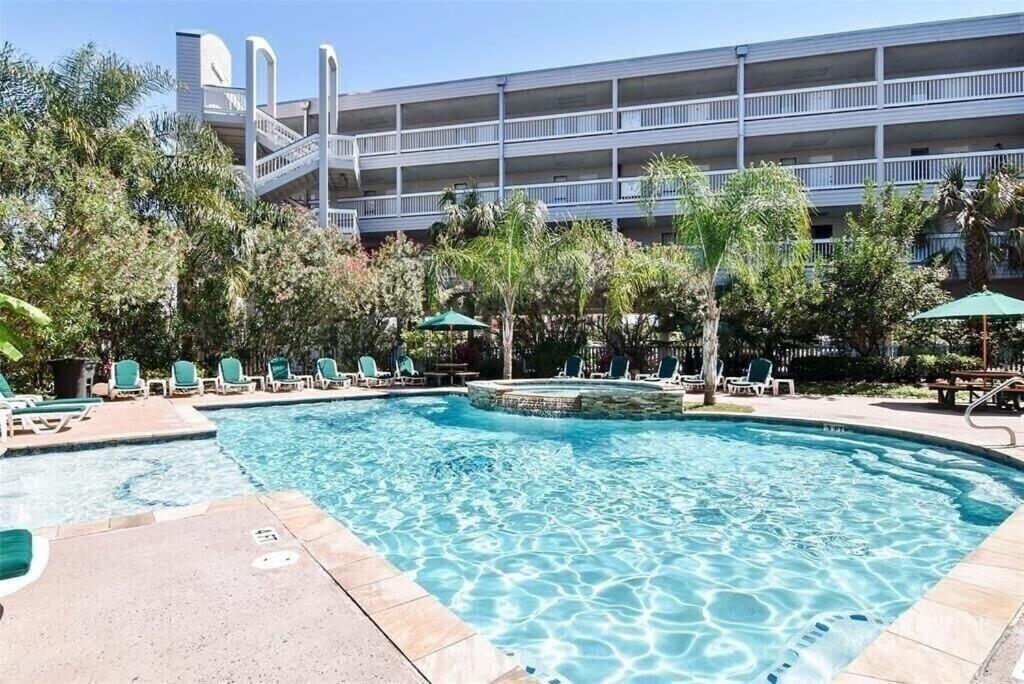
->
<box><xmin>935</xmin><ymin>163</ymin><xmax>1024</xmax><ymax>292</ymax></box>
<box><xmin>638</xmin><ymin>156</ymin><xmax>811</xmax><ymax>405</ymax></box>
<box><xmin>432</xmin><ymin>192</ymin><xmax>593</xmax><ymax>379</ymax></box>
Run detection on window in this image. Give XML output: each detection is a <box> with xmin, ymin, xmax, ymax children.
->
<box><xmin>661</xmin><ymin>232</ymin><xmax>676</xmax><ymax>245</ymax></box>
<box><xmin>453</xmin><ymin>183</ymin><xmax>468</xmax><ymax>191</ymax></box>
<box><xmin>363</xmin><ymin>189</ymin><xmax>378</xmax><ymax>196</ymax></box>
<box><xmin>910</xmin><ymin>148</ymin><xmax>929</xmax><ymax>156</ymax></box>
<box><xmin>811</xmin><ymin>225</ymin><xmax>834</xmax><ymax>240</ymax></box>
<box><xmin>780</xmin><ymin>157</ymin><xmax>797</xmax><ymax>166</ymax></box>
<box><xmin>910</xmin><ymin>148</ymin><xmax>930</xmax><ymax>181</ymax></box>
<box><xmin>553</xmin><ymin>175</ymin><xmax>568</xmax><ymax>183</ymax></box>
<box><xmin>553</xmin><ymin>175</ymin><xmax>569</xmax><ymax>204</ymax></box>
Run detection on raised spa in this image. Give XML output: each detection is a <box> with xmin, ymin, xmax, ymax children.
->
<box><xmin>467</xmin><ymin>378</ymin><xmax>688</xmax><ymax>417</ymax></box>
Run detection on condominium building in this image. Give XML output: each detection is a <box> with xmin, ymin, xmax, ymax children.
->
<box><xmin>177</xmin><ymin>13</ymin><xmax>1023</xmax><ymax>269</ymax></box>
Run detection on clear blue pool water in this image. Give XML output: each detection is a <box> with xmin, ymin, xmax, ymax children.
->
<box><xmin>3</xmin><ymin>395</ymin><xmax>1023</xmax><ymax>682</ymax></box>
<box><xmin>209</xmin><ymin>396</ymin><xmax>1024</xmax><ymax>682</ymax></box>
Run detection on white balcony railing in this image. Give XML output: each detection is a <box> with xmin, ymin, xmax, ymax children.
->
<box><xmin>202</xmin><ymin>85</ymin><xmax>246</xmax><ymax>114</ymax></box>
<box><xmin>401</xmin><ymin>188</ymin><xmax>500</xmax><ymax>216</ymax></box>
<box><xmin>355</xmin><ymin>132</ymin><xmax>397</xmax><ymax>156</ymax></box>
<box><xmin>337</xmin><ymin>196</ymin><xmax>399</xmax><ymax>218</ymax></box>
<box><xmin>504</xmin><ymin>109</ymin><xmax>614</xmax><ymax>142</ymax></box>
<box><xmin>327</xmin><ymin>208</ymin><xmax>359</xmax><ymax>238</ymax></box>
<box><xmin>401</xmin><ymin>121</ymin><xmax>500</xmax><ymax>152</ymax></box>
<box><xmin>885</xmin><ymin>149</ymin><xmax>1024</xmax><ymax>185</ymax></box>
<box><xmin>618</xmin><ymin>95</ymin><xmax>738</xmax><ymax>131</ymax></box>
<box><xmin>254</xmin><ymin>109</ymin><xmax>302</xmax><ymax>149</ymax></box>
<box><xmin>745</xmin><ymin>82</ymin><xmax>876</xmax><ymax>119</ymax></box>
<box><xmin>327</xmin><ymin>134</ymin><xmax>357</xmax><ymax>160</ymax></box>
<box><xmin>254</xmin><ymin>136</ymin><xmax>318</xmax><ymax>185</ymax></box>
<box><xmin>885</xmin><ymin>67</ymin><xmax>1024</xmax><ymax>107</ymax></box>
<box><xmin>618</xmin><ymin>170</ymin><xmax>737</xmax><ymax>200</ymax></box>
<box><xmin>508</xmin><ymin>179</ymin><xmax>614</xmax><ymax>206</ymax></box>
<box><xmin>787</xmin><ymin>159</ymin><xmax>877</xmax><ymax>190</ymax></box>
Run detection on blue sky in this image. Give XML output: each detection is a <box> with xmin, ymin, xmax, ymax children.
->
<box><xmin>2</xmin><ymin>0</ymin><xmax>1021</xmax><ymax>112</ymax></box>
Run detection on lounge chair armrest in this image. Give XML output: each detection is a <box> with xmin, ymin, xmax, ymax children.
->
<box><xmin>634</xmin><ymin>373</ymin><xmax>652</xmax><ymax>380</ymax></box>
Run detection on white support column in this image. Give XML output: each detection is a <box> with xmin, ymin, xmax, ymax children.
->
<box><xmin>875</xmin><ymin>124</ymin><xmax>885</xmax><ymax>184</ymax></box>
<box><xmin>395</xmin><ymin>103</ymin><xmax>402</xmax><ymax>153</ymax></box>
<box><xmin>875</xmin><ymin>46</ymin><xmax>885</xmax><ymax>109</ymax></box>
<box><xmin>244</xmin><ymin>36</ymin><xmax>277</xmax><ymax>193</ymax></box>
<box><xmin>612</xmin><ymin>147</ymin><xmax>619</xmax><ymax>205</ymax></box>
<box><xmin>497</xmin><ymin>78</ymin><xmax>506</xmax><ymax>199</ymax></box>
<box><xmin>318</xmin><ymin>44</ymin><xmax>338</xmax><ymax>229</ymax></box>
<box><xmin>396</xmin><ymin>167</ymin><xmax>403</xmax><ymax>218</ymax></box>
<box><xmin>735</xmin><ymin>46</ymin><xmax>747</xmax><ymax>171</ymax></box>
<box><xmin>875</xmin><ymin>46</ymin><xmax>885</xmax><ymax>183</ymax></box>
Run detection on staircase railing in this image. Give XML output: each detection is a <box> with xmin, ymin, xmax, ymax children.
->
<box><xmin>254</xmin><ymin>136</ymin><xmax>318</xmax><ymax>187</ymax></box>
<box><xmin>964</xmin><ymin>376</ymin><xmax>1024</xmax><ymax>446</ymax></box>
<box><xmin>254</xmin><ymin>109</ymin><xmax>302</xmax><ymax>149</ymax></box>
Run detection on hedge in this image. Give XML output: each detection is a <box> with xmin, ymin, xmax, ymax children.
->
<box><xmin>788</xmin><ymin>354</ymin><xmax>981</xmax><ymax>383</ymax></box>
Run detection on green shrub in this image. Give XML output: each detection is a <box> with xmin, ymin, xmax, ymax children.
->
<box><xmin>789</xmin><ymin>353</ymin><xmax>982</xmax><ymax>383</ymax></box>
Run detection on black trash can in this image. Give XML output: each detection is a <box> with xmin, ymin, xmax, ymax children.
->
<box><xmin>48</xmin><ymin>357</ymin><xmax>97</xmax><ymax>399</ymax></box>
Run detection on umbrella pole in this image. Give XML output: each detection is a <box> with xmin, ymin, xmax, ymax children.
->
<box><xmin>982</xmin><ymin>314</ymin><xmax>989</xmax><ymax>370</ymax></box>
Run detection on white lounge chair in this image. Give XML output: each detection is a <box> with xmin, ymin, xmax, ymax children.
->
<box><xmin>727</xmin><ymin>358</ymin><xmax>774</xmax><ymax>396</ymax></box>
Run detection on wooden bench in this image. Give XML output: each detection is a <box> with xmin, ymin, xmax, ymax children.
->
<box><xmin>928</xmin><ymin>381</ymin><xmax>1024</xmax><ymax>409</ymax></box>
<box><xmin>453</xmin><ymin>372</ymin><xmax>480</xmax><ymax>385</ymax></box>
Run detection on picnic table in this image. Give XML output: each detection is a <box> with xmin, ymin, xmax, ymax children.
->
<box><xmin>424</xmin><ymin>363</ymin><xmax>480</xmax><ymax>386</ymax></box>
<box><xmin>928</xmin><ymin>369</ymin><xmax>1023</xmax><ymax>409</ymax></box>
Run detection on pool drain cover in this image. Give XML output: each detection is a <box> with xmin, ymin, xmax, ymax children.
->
<box><xmin>250</xmin><ymin>527</ymin><xmax>280</xmax><ymax>544</ymax></box>
<box><xmin>252</xmin><ymin>550</ymin><xmax>300</xmax><ymax>570</ymax></box>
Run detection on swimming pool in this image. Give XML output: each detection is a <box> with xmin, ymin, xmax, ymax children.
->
<box><xmin>4</xmin><ymin>395</ymin><xmax>1023</xmax><ymax>681</ymax></box>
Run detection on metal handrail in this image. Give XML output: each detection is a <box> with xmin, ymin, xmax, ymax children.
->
<box><xmin>964</xmin><ymin>375</ymin><xmax>1024</xmax><ymax>446</ymax></box>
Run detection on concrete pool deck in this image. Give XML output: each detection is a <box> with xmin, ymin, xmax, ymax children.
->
<box><xmin>3</xmin><ymin>491</ymin><xmax>524</xmax><ymax>683</ymax></box>
<box><xmin>2</xmin><ymin>387</ymin><xmax>1023</xmax><ymax>681</ymax></box>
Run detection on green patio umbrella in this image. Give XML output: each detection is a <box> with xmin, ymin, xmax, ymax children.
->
<box><xmin>417</xmin><ymin>309</ymin><xmax>492</xmax><ymax>362</ymax></box>
<box><xmin>913</xmin><ymin>288</ymin><xmax>1024</xmax><ymax>369</ymax></box>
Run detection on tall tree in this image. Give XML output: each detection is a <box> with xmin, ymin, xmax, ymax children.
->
<box><xmin>432</xmin><ymin>192</ymin><xmax>592</xmax><ymax>379</ymax></box>
<box><xmin>935</xmin><ymin>163</ymin><xmax>1024</xmax><ymax>291</ymax></box>
<box><xmin>638</xmin><ymin>156</ymin><xmax>811</xmax><ymax>405</ymax></box>
<box><xmin>818</xmin><ymin>182</ymin><xmax>947</xmax><ymax>356</ymax></box>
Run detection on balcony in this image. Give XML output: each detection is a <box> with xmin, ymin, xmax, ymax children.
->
<box><xmin>618</xmin><ymin>96</ymin><xmax>738</xmax><ymax>131</ymax></box>
<box><xmin>504</xmin><ymin>110</ymin><xmax>614</xmax><ymax>142</ymax></box>
<box><xmin>356</xmin><ymin>132</ymin><xmax>398</xmax><ymax>156</ymax></box>
<box><xmin>337</xmin><ymin>196</ymin><xmax>399</xmax><ymax>219</ymax></box>
<box><xmin>400</xmin><ymin>121</ymin><xmax>500</xmax><ymax>152</ymax></box>
<box><xmin>744</xmin><ymin>82</ymin><xmax>876</xmax><ymax>119</ymax></box>
<box><xmin>401</xmin><ymin>188</ymin><xmax>500</xmax><ymax>216</ymax></box>
<box><xmin>203</xmin><ymin>85</ymin><xmax>246</xmax><ymax>114</ymax></box>
<box><xmin>618</xmin><ymin>170</ymin><xmax>736</xmax><ymax>200</ymax></box>
<box><xmin>507</xmin><ymin>179</ymin><xmax>614</xmax><ymax>207</ymax></box>
<box><xmin>885</xmin><ymin>149</ymin><xmax>1024</xmax><ymax>184</ymax></box>
<box><xmin>326</xmin><ymin>208</ymin><xmax>359</xmax><ymax>239</ymax></box>
<box><xmin>885</xmin><ymin>66</ymin><xmax>1024</xmax><ymax>107</ymax></box>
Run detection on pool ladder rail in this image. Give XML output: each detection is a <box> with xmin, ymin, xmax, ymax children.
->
<box><xmin>964</xmin><ymin>375</ymin><xmax>1024</xmax><ymax>446</ymax></box>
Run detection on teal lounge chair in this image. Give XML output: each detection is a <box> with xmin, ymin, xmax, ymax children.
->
<box><xmin>357</xmin><ymin>356</ymin><xmax>392</xmax><ymax>387</ymax></box>
<box><xmin>637</xmin><ymin>356</ymin><xmax>680</xmax><ymax>383</ymax></box>
<box><xmin>0</xmin><ymin>371</ymin><xmax>102</xmax><ymax>411</ymax></box>
<box><xmin>727</xmin><ymin>358</ymin><xmax>774</xmax><ymax>396</ymax></box>
<box><xmin>217</xmin><ymin>357</ymin><xmax>257</xmax><ymax>394</ymax></box>
<box><xmin>266</xmin><ymin>357</ymin><xmax>304</xmax><ymax>392</ymax></box>
<box><xmin>394</xmin><ymin>356</ymin><xmax>426</xmax><ymax>386</ymax></box>
<box><xmin>169</xmin><ymin>360</ymin><xmax>204</xmax><ymax>396</ymax></box>
<box><xmin>680</xmin><ymin>359</ymin><xmax>725</xmax><ymax>391</ymax></box>
<box><xmin>5</xmin><ymin>403</ymin><xmax>93</xmax><ymax>436</ymax></box>
<box><xmin>554</xmin><ymin>355</ymin><xmax>584</xmax><ymax>378</ymax></box>
<box><xmin>316</xmin><ymin>358</ymin><xmax>353</xmax><ymax>389</ymax></box>
<box><xmin>109</xmin><ymin>360</ymin><xmax>147</xmax><ymax>400</ymax></box>
<box><xmin>0</xmin><ymin>528</ymin><xmax>50</xmax><ymax>598</ymax></box>
<box><xmin>590</xmin><ymin>355</ymin><xmax>629</xmax><ymax>380</ymax></box>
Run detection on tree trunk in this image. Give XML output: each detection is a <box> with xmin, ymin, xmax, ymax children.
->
<box><xmin>702</xmin><ymin>295</ymin><xmax>721</xmax><ymax>406</ymax></box>
<box><xmin>965</xmin><ymin>223</ymin><xmax>990</xmax><ymax>292</ymax></box>
<box><xmin>501</xmin><ymin>312</ymin><xmax>514</xmax><ymax>379</ymax></box>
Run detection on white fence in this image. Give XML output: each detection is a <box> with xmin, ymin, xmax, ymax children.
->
<box><xmin>337</xmin><ymin>196</ymin><xmax>399</xmax><ymax>218</ymax></box>
<box><xmin>254</xmin><ymin>110</ymin><xmax>302</xmax><ymax>148</ymax></box>
<box><xmin>618</xmin><ymin>96</ymin><xmax>737</xmax><ymax>131</ymax></box>
<box><xmin>401</xmin><ymin>188</ymin><xmax>500</xmax><ymax>216</ymax></box>
<box><xmin>504</xmin><ymin>109</ymin><xmax>614</xmax><ymax>142</ymax></box>
<box><xmin>885</xmin><ymin>149</ymin><xmax>1024</xmax><ymax>184</ymax></box>
<box><xmin>355</xmin><ymin>132</ymin><xmax>397</xmax><ymax>156</ymax></box>
<box><xmin>254</xmin><ymin>137</ymin><xmax>318</xmax><ymax>185</ymax></box>
<box><xmin>787</xmin><ymin>159</ymin><xmax>876</xmax><ymax>189</ymax></box>
<box><xmin>885</xmin><ymin>67</ymin><xmax>1024</xmax><ymax>106</ymax></box>
<box><xmin>745</xmin><ymin>82</ymin><xmax>876</xmax><ymax>119</ymax></box>
<box><xmin>401</xmin><ymin>121</ymin><xmax>500</xmax><ymax>152</ymax></box>
<box><xmin>507</xmin><ymin>179</ymin><xmax>614</xmax><ymax>206</ymax></box>
<box><xmin>202</xmin><ymin>86</ymin><xmax>246</xmax><ymax>113</ymax></box>
<box><xmin>327</xmin><ymin>209</ymin><xmax>359</xmax><ymax>238</ymax></box>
